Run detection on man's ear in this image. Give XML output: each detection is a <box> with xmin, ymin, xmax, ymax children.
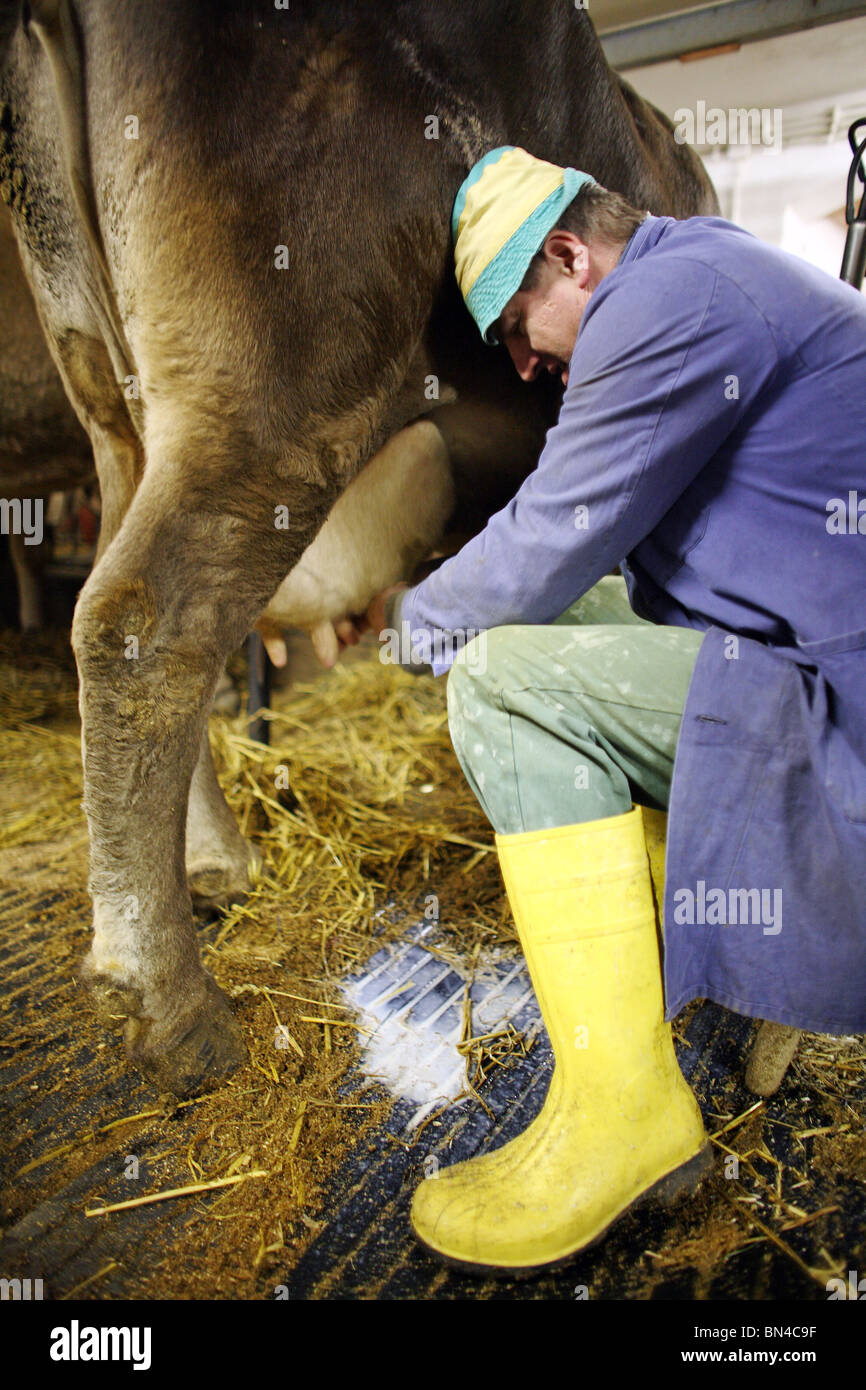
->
<box><xmin>544</xmin><ymin>230</ymin><xmax>589</xmax><ymax>282</ymax></box>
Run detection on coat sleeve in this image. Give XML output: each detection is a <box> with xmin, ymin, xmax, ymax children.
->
<box><xmin>397</xmin><ymin>256</ymin><xmax>780</xmax><ymax>676</ymax></box>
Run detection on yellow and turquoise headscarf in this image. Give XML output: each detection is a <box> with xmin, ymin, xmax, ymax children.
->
<box><xmin>452</xmin><ymin>146</ymin><xmax>596</xmax><ymax>344</ymax></box>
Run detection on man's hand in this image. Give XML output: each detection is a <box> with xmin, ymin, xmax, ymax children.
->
<box><xmin>363</xmin><ymin>582</ymin><xmax>408</xmax><ymax>640</ymax></box>
<box><xmin>326</xmin><ymin>583</ymin><xmax>409</xmax><ymax>662</ymax></box>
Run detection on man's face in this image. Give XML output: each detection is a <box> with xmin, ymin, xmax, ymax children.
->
<box><xmin>497</xmin><ymin>264</ymin><xmax>584</xmax><ymax>386</ymax></box>
<box><xmin>496</xmin><ymin>231</ymin><xmax>613</xmax><ymax>386</ymax></box>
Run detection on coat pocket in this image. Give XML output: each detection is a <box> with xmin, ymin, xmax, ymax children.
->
<box><xmin>796</xmin><ymin>626</ymin><xmax>866</xmax><ymax>823</ymax></box>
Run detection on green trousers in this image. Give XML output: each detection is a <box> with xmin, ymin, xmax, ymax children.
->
<box><xmin>446</xmin><ymin>576</ymin><xmax>705</xmax><ymax>835</ymax></box>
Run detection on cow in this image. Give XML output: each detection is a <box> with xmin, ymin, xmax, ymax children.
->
<box><xmin>1</xmin><ymin>0</ymin><xmax>718</xmax><ymax>1095</ymax></box>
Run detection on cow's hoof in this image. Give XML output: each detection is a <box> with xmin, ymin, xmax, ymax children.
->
<box><xmin>85</xmin><ymin>975</ymin><xmax>145</xmax><ymax>1031</ymax></box>
<box><xmin>82</xmin><ymin>964</ymin><xmax>247</xmax><ymax>1097</ymax></box>
<box><xmin>133</xmin><ymin>983</ymin><xmax>247</xmax><ymax>1098</ymax></box>
<box><xmin>187</xmin><ymin>843</ymin><xmax>262</xmax><ymax>914</ymax></box>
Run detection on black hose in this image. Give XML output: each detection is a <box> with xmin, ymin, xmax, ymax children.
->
<box><xmin>840</xmin><ymin>118</ymin><xmax>866</xmax><ymax>288</ymax></box>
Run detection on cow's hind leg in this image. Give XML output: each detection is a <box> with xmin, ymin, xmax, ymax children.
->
<box><xmin>9</xmin><ymin>524</ymin><xmax>46</xmax><ymax>631</ymax></box>
<box><xmin>70</xmin><ymin>449</ymin><xmax>318</xmax><ymax>1094</ymax></box>
<box><xmin>186</xmin><ymin>724</ymin><xmax>262</xmax><ymax>914</ymax></box>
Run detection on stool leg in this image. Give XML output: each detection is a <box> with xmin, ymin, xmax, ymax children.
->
<box><xmin>746</xmin><ymin>1020</ymin><xmax>802</xmax><ymax>1096</ymax></box>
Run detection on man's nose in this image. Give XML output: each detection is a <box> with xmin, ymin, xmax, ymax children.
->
<box><xmin>506</xmin><ymin>338</ymin><xmax>541</xmax><ymax>382</ymax></box>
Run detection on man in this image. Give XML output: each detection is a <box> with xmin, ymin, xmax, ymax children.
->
<box><xmin>357</xmin><ymin>146</ymin><xmax>866</xmax><ymax>1275</ymax></box>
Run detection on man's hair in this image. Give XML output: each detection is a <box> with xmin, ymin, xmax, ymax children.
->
<box><xmin>519</xmin><ymin>184</ymin><xmax>645</xmax><ymax>291</ymax></box>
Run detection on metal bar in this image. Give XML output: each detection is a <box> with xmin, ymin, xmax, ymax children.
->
<box><xmin>599</xmin><ymin>0</ymin><xmax>866</xmax><ymax>70</ymax></box>
<box><xmin>247</xmin><ymin>630</ymin><xmax>272</xmax><ymax>746</ymax></box>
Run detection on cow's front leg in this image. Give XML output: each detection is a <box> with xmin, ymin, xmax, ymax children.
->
<box><xmin>69</xmin><ymin>466</ymin><xmax>317</xmax><ymax>1095</ymax></box>
<box><xmin>75</xmin><ymin>684</ymin><xmax>246</xmax><ymax>1095</ymax></box>
<box><xmin>186</xmin><ymin>724</ymin><xmax>262</xmax><ymax>913</ymax></box>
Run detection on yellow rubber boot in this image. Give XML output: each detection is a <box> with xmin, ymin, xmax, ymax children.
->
<box><xmin>410</xmin><ymin>806</ymin><xmax>710</xmax><ymax>1274</ymax></box>
<box><xmin>407</xmin><ymin>804</ymin><xmax>667</xmax><ymax>1195</ymax></box>
<box><xmin>406</xmin><ymin>805</ymin><xmax>669</xmax><ymax>1194</ymax></box>
<box><xmin>642</xmin><ymin>804</ymin><xmax>667</xmax><ymax>919</ymax></box>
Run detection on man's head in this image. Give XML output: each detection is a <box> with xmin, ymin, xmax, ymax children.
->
<box><xmin>453</xmin><ymin>147</ymin><xmax>645</xmax><ymax>385</ymax></box>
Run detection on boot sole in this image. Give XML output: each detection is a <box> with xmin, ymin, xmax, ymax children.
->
<box><xmin>411</xmin><ymin>1142</ymin><xmax>714</xmax><ymax>1281</ymax></box>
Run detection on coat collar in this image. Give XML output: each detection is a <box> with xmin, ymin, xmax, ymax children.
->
<box><xmin>617</xmin><ymin>213</ymin><xmax>672</xmax><ymax>267</ymax></box>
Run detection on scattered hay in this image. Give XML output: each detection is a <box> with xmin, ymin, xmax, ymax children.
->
<box><xmin>0</xmin><ymin>725</ymin><xmax>83</xmax><ymax>848</ymax></box>
<box><xmin>2</xmin><ymin>632</ymin><xmax>863</xmax><ymax>1299</ymax></box>
<box><xmin>0</xmin><ymin>628</ymin><xmax>84</xmax><ymax>852</ymax></box>
<box><xmin>0</xmin><ymin>642</ymin><xmax>516</xmax><ymax>1296</ymax></box>
<box><xmin>0</xmin><ymin>628</ymin><xmax>78</xmax><ymax>731</ymax></box>
<box><xmin>456</xmin><ymin>976</ymin><xmax>532</xmax><ymax>1119</ymax></box>
<box><xmin>206</xmin><ymin>659</ymin><xmax>516</xmax><ymax>975</ymax></box>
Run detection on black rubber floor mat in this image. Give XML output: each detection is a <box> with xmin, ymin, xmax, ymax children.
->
<box><xmin>274</xmin><ymin>922</ymin><xmax>865</xmax><ymax>1300</ymax></box>
<box><xmin>3</xmin><ymin>894</ymin><xmax>863</xmax><ymax>1300</ymax></box>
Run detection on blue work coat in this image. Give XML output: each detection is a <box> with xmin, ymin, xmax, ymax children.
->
<box><xmin>397</xmin><ymin>214</ymin><xmax>866</xmax><ymax>1034</ymax></box>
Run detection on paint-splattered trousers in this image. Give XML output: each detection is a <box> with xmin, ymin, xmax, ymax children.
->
<box><xmin>446</xmin><ymin>576</ymin><xmax>705</xmax><ymax>835</ymax></box>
